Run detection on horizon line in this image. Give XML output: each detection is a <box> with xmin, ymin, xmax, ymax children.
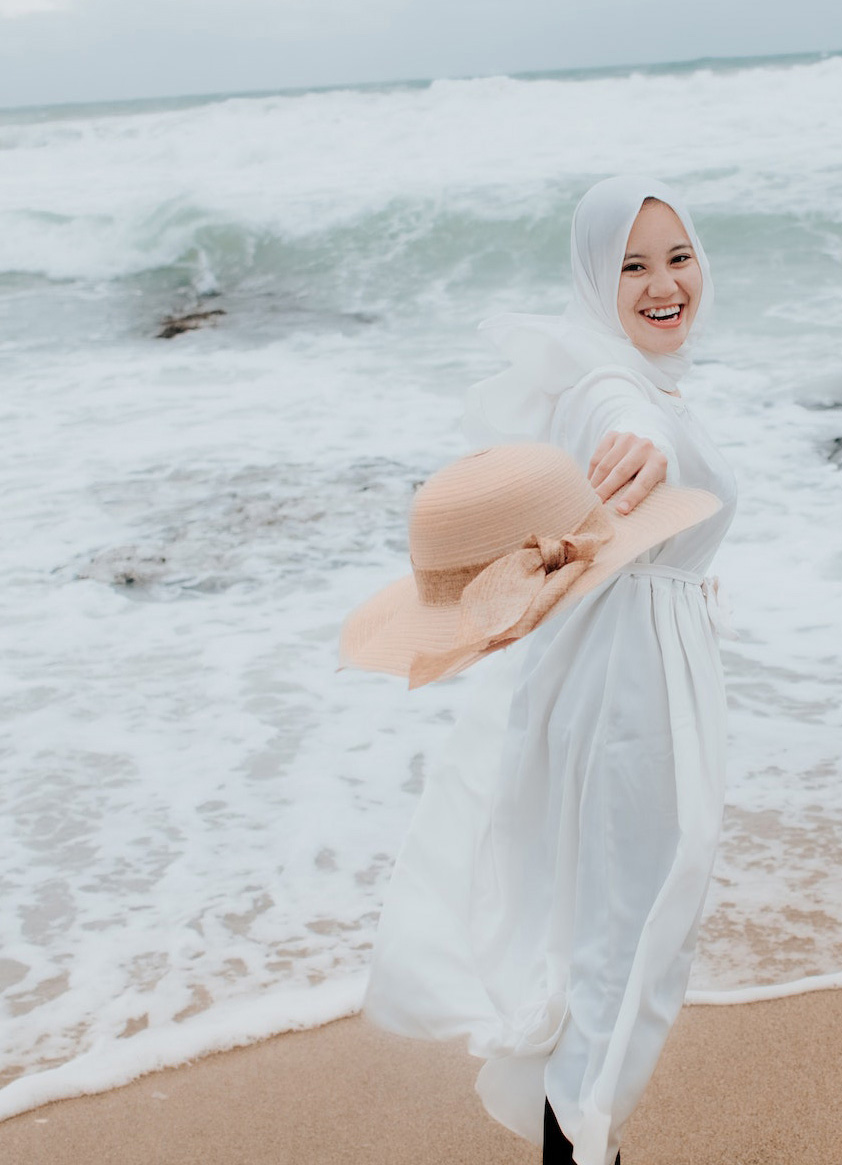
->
<box><xmin>1</xmin><ymin>46</ymin><xmax>839</xmax><ymax>117</ymax></box>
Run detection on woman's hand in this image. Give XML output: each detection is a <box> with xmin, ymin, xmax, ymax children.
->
<box><xmin>587</xmin><ymin>431</ymin><xmax>669</xmax><ymax>515</ymax></box>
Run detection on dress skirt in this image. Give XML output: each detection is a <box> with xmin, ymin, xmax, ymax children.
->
<box><xmin>363</xmin><ymin>568</ymin><xmax>728</xmax><ymax>1165</ymax></box>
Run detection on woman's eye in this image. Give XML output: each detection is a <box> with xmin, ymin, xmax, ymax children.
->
<box><xmin>622</xmin><ymin>263</ymin><xmax>644</xmax><ymax>273</ymax></box>
<box><xmin>671</xmin><ymin>253</ymin><xmax>692</xmax><ymax>264</ymax></box>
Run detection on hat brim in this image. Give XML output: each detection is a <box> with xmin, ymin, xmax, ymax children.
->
<box><xmin>339</xmin><ymin>482</ymin><xmax>721</xmax><ymax>685</ymax></box>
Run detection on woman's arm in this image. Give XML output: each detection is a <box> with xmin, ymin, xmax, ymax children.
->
<box><xmin>550</xmin><ymin>373</ymin><xmax>678</xmax><ymax>515</ymax></box>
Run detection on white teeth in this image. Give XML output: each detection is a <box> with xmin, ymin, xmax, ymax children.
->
<box><xmin>643</xmin><ymin>305</ymin><xmax>682</xmax><ymax>320</ymax></box>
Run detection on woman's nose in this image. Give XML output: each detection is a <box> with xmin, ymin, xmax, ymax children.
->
<box><xmin>646</xmin><ymin>265</ymin><xmax>679</xmax><ymax>298</ymax></box>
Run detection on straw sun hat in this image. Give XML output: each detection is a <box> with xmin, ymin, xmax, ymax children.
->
<box><xmin>340</xmin><ymin>444</ymin><xmax>720</xmax><ymax>689</ymax></box>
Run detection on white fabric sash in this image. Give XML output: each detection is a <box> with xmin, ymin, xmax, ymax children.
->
<box><xmin>617</xmin><ymin>563</ymin><xmax>738</xmax><ymax>640</ymax></box>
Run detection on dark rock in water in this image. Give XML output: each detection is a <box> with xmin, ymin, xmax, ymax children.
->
<box><xmin>801</xmin><ymin>399</ymin><xmax>842</xmax><ymax>412</ymax></box>
<box><xmin>157</xmin><ymin>309</ymin><xmax>226</xmax><ymax>339</ymax></box>
<box><xmin>798</xmin><ymin>373</ymin><xmax>842</xmax><ymax>412</ymax></box>
<box><xmin>826</xmin><ymin>437</ymin><xmax>842</xmax><ymax>466</ymax></box>
<box><xmin>59</xmin><ymin>456</ymin><xmax>423</xmax><ymax>604</ymax></box>
<box><xmin>76</xmin><ymin>546</ymin><xmax>169</xmax><ymax>587</ymax></box>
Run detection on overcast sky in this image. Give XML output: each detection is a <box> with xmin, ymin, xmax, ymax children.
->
<box><xmin>1</xmin><ymin>0</ymin><xmax>840</xmax><ymax>109</ymax></box>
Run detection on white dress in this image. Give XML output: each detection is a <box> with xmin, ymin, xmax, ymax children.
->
<box><xmin>364</xmin><ymin>368</ymin><xmax>737</xmax><ymax>1165</ymax></box>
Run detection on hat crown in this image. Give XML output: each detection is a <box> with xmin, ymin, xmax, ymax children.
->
<box><xmin>409</xmin><ymin>445</ymin><xmax>599</xmax><ymax>571</ymax></box>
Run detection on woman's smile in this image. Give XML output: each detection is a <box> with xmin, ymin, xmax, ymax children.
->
<box><xmin>640</xmin><ymin>302</ymin><xmax>685</xmax><ymax>327</ymax></box>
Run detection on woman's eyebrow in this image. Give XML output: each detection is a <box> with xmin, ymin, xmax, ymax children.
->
<box><xmin>623</xmin><ymin>242</ymin><xmax>694</xmax><ymax>261</ymax></box>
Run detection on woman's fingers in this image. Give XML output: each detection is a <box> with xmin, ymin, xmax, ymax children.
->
<box><xmin>588</xmin><ymin>432</ymin><xmax>646</xmax><ymax>497</ymax></box>
<box><xmin>587</xmin><ymin>431</ymin><xmax>622</xmax><ymax>489</ymax></box>
<box><xmin>587</xmin><ymin>432</ymin><xmax>668</xmax><ymax>514</ymax></box>
<box><xmin>614</xmin><ymin>456</ymin><xmax>667</xmax><ymax>514</ymax></box>
<box><xmin>592</xmin><ymin>447</ymin><xmax>648</xmax><ymax>502</ymax></box>
<box><xmin>588</xmin><ymin>431</ymin><xmax>644</xmax><ymax>492</ymax></box>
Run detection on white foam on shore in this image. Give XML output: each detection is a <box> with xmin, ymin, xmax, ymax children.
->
<box><xmin>3</xmin><ymin>967</ymin><xmax>842</xmax><ymax>1122</ymax></box>
<box><xmin>0</xmin><ymin>973</ymin><xmax>366</xmax><ymax>1121</ymax></box>
<box><xmin>687</xmin><ymin>971</ymin><xmax>842</xmax><ymax>1007</ymax></box>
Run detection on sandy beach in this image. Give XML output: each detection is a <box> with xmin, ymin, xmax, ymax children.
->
<box><xmin>0</xmin><ymin>988</ymin><xmax>838</xmax><ymax>1164</ymax></box>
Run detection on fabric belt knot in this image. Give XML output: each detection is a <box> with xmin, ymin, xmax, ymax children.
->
<box><xmin>618</xmin><ymin>562</ymin><xmax>739</xmax><ymax>641</ymax></box>
<box><xmin>408</xmin><ymin>526</ymin><xmax>612</xmax><ymax>687</ymax></box>
<box><xmin>701</xmin><ymin>575</ymin><xmax>739</xmax><ymax>640</ymax></box>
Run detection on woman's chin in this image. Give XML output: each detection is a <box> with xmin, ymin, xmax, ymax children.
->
<box><xmin>640</xmin><ymin>338</ymin><xmax>685</xmax><ymax>356</ymax></box>
<box><xmin>631</xmin><ymin>326</ymin><xmax>688</xmax><ymax>356</ymax></box>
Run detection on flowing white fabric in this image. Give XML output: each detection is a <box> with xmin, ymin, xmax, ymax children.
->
<box><xmin>364</xmin><ymin>177</ymin><xmax>737</xmax><ymax>1165</ymax></box>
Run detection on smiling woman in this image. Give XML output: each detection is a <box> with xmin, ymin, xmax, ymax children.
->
<box><xmin>356</xmin><ymin>176</ymin><xmax>739</xmax><ymax>1165</ymax></box>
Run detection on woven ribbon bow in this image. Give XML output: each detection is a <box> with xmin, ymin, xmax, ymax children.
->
<box><xmin>408</xmin><ymin>530</ymin><xmax>609</xmax><ymax>688</ymax></box>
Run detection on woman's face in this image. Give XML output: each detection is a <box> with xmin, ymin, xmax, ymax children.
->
<box><xmin>616</xmin><ymin>199</ymin><xmax>703</xmax><ymax>355</ymax></box>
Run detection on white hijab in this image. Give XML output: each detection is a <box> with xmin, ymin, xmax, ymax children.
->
<box><xmin>463</xmin><ymin>175</ymin><xmax>713</xmax><ymax>444</ymax></box>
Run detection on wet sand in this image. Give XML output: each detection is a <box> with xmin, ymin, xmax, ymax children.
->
<box><xmin>1</xmin><ymin>990</ymin><xmax>839</xmax><ymax>1164</ymax></box>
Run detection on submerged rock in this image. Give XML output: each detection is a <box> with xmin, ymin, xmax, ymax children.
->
<box><xmin>797</xmin><ymin>373</ymin><xmax>842</xmax><ymax>412</ymax></box>
<box><xmin>801</xmin><ymin>399</ymin><xmax>842</xmax><ymax>412</ymax></box>
<box><xmin>76</xmin><ymin>546</ymin><xmax>169</xmax><ymax>587</ymax></box>
<box><xmin>157</xmin><ymin>308</ymin><xmax>226</xmax><ymax>339</ymax></box>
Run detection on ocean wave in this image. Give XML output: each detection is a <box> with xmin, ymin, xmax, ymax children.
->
<box><xmin>1</xmin><ymin>54</ymin><xmax>841</xmax><ymax>289</ymax></box>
